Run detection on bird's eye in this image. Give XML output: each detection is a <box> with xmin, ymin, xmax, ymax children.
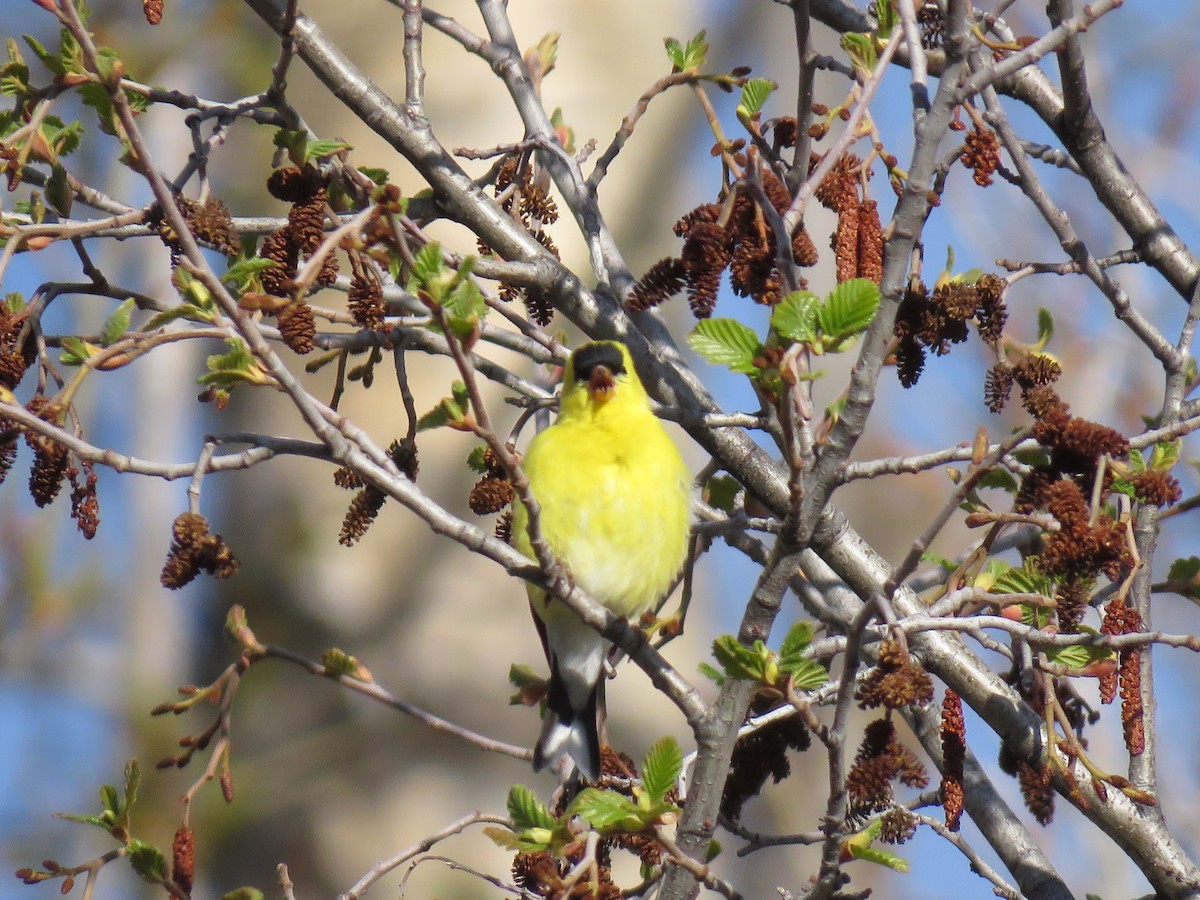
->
<box><xmin>572</xmin><ymin>343</ymin><xmax>626</xmax><ymax>381</ymax></box>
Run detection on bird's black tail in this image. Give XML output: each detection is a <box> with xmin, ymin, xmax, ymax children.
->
<box><xmin>533</xmin><ymin>670</ymin><xmax>601</xmax><ymax>781</ymax></box>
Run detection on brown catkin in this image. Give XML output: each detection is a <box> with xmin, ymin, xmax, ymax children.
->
<box><xmin>24</xmin><ymin>401</ymin><xmax>69</xmax><ymax>508</ymax></box>
<box><xmin>258</xmin><ymin>229</ymin><xmax>297</xmax><ymax>296</ymax></box>
<box><xmin>940</xmin><ymin>690</ymin><xmax>966</xmax><ymax>831</ymax></box>
<box><xmin>171</xmin><ymin>826</ymin><xmax>195</xmax><ymax>897</ymax></box>
<box><xmin>792</xmin><ymin>223</ymin><xmax>820</xmax><ymax>268</ymax></box>
<box><xmin>288</xmin><ymin>189</ymin><xmax>328</xmax><ymax>256</ymax></box>
<box><xmin>277</xmin><ymin>301</ymin><xmax>316</xmax><ymax>354</ymax></box>
<box><xmin>68</xmin><ymin>464</ymin><xmax>100</xmax><ymax>539</ymax></box>
<box><xmin>833</xmin><ymin>203</ymin><xmax>859</xmax><ymax>283</ymax></box>
<box><xmin>974</xmin><ymin>273</ymin><xmax>1007</xmax><ymax>343</ymax></box>
<box><xmin>962</xmin><ymin>128</ymin><xmax>1001</xmax><ymax>187</ymax></box>
<box><xmin>339</xmin><ymin>487</ymin><xmax>387</xmax><ymax>546</ymax></box>
<box><xmin>348</xmin><ymin>271</ymin><xmax>386</xmax><ymax>331</ymax></box>
<box><xmin>856</xmin><ymin>199</ymin><xmax>883</xmax><ymax>283</ymax></box>
<box><xmin>856</xmin><ymin>641</ymin><xmax>934</xmax><ymax>710</ymax></box>
<box><xmin>1017</xmin><ymin>759</ymin><xmax>1054</xmax><ymax>825</ymax></box>
<box><xmin>0</xmin><ymin>305</ymin><xmax>36</xmax><ymax>388</ymax></box>
<box><xmin>523</xmin><ymin>286</ymin><xmax>555</xmax><ymax>327</ymax></box>
<box><xmin>628</xmin><ymin>257</ymin><xmax>687</xmax><ymax>312</ymax></box>
<box><xmin>0</xmin><ymin>424</ymin><xmax>17</xmax><ymax>486</ymax></box>
<box><xmin>468</xmin><ymin>475</ymin><xmax>515</xmax><ymax>514</ymax></box>
<box><xmin>161</xmin><ymin>513</ymin><xmax>238</xmax><ymax>589</ymax></box>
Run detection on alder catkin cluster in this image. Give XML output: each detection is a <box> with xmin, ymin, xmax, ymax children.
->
<box><xmin>894</xmin><ymin>273</ymin><xmax>1007</xmax><ymax>389</ymax></box>
<box><xmin>160</xmin><ymin>512</ymin><xmax>239</xmax><ymax>589</ymax></box>
<box><xmin>846</xmin><ymin>718</ymin><xmax>928</xmax><ymax>823</ymax></box>
<box><xmin>255</xmin><ymin>165</ymin><xmax>337</xmax><ymax>354</ymax></box>
<box><xmin>335</xmin><ymin>439</ymin><xmax>418</xmax><ymax>546</ymax></box>
<box><xmin>478</xmin><ymin>156</ymin><xmax>561</xmax><ymax>327</ymax></box>
<box><xmin>721</xmin><ymin>697</ymin><xmax>811</xmax><ymax>823</ymax></box>
<box><xmin>1101</xmin><ymin>598</ymin><xmax>1145</xmax><ymax>756</ymax></box>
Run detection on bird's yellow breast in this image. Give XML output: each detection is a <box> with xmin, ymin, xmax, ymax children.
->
<box><xmin>514</xmin><ymin>392</ymin><xmax>691</xmax><ymax>618</ymax></box>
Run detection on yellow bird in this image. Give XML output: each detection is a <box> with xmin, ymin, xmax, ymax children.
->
<box><xmin>513</xmin><ymin>341</ymin><xmax>691</xmax><ymax>780</ymax></box>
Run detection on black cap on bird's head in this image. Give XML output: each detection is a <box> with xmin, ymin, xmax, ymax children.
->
<box><xmin>570</xmin><ymin>341</ymin><xmax>627</xmax><ymax>405</ymax></box>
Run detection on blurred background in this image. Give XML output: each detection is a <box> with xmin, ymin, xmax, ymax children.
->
<box><xmin>2</xmin><ymin>1</ymin><xmax>1200</xmax><ymax>897</ymax></box>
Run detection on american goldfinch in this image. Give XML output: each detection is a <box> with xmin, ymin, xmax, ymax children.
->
<box><xmin>513</xmin><ymin>340</ymin><xmax>691</xmax><ymax>781</ymax></box>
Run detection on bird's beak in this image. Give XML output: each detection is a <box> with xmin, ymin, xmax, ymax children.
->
<box><xmin>587</xmin><ymin>365</ymin><xmax>617</xmax><ymax>405</ymax></box>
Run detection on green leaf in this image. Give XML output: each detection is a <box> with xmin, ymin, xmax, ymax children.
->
<box><xmin>358</xmin><ymin>166</ymin><xmax>390</xmax><ymax>185</ymax></box>
<box><xmin>663</xmin><ymin>37</ymin><xmax>685</xmax><ymax>70</ymax></box>
<box><xmin>442</xmin><ymin>275</ymin><xmax>488</xmax><ymax>338</ymax></box>
<box><xmin>219</xmin><ymin>890</ymin><xmax>266</xmax><ymax>900</ymax></box>
<box><xmin>91</xmin><ymin>47</ymin><xmax>123</xmax><ymax>85</ymax></box>
<box><xmin>102</xmin><ymin>782</ymin><xmax>120</xmax><ymax>815</ymax></box>
<box><xmin>172</xmin><ymin>267</ymin><xmax>213</xmax><ymax>311</ymax></box>
<box><xmin>698</xmin><ymin>661</ymin><xmax>726</xmax><ymax>685</ymax></box>
<box><xmin>920</xmin><ymin>551</ymin><xmax>956</xmax><ymax>571</ymax></box>
<box><xmin>989</xmin><ymin>558</ymin><xmax>1053</xmax><ymax>598</ymax></box>
<box><xmin>143</xmin><ymin>304</ymin><xmax>208</xmax><ymax>330</ymax></box>
<box><xmin>43</xmin><ymin>118</ymin><xmax>83</xmax><ymax>158</ymax></box>
<box><xmin>824</xmin><ymin>394</ymin><xmax>846</xmax><ymax>426</ymax></box>
<box><xmin>507</xmin><ymin>784</ymin><xmax>555</xmax><ymax>832</ymax></box>
<box><xmin>53</xmin><ymin>811</ymin><xmax>110</xmax><ymax>829</ymax></box>
<box><xmin>416</xmin><ymin>381</ymin><xmax>472</xmax><ymax>431</ymax></box>
<box><xmin>321</xmin><ymin>647</ymin><xmax>366</xmax><ymax>679</ymax></box>
<box><xmin>682</xmin><ymin>30</ymin><xmax>709</xmax><ymax>69</ymax></box>
<box><xmin>206</xmin><ymin>339</ymin><xmax>254</xmax><ymax>374</ymax></box>
<box><xmin>818</xmin><ymin>279</ymin><xmax>880</xmax><ymax>344</ymax></box>
<box><xmin>59</xmin><ymin>336</ymin><xmax>94</xmax><ymax>366</ymax></box>
<box><xmin>46</xmin><ymin>163</ymin><xmax>71</xmax><ymax>216</ymax></box>
<box><xmin>641</xmin><ymin>737</ymin><xmax>682</xmax><ymax>805</ymax></box>
<box><xmin>1034</xmin><ymin>307</ymin><xmax>1055</xmax><ymax>351</ymax></box>
<box><xmin>526</xmin><ymin>32</ymin><xmax>559</xmax><ymax>75</ymax></box>
<box><xmin>508</xmin><ymin>663</ymin><xmax>542</xmax><ymax>688</ymax></box>
<box><xmin>467</xmin><ymin>445</ymin><xmax>490</xmax><ymax>474</ymax></box>
<box><xmin>221</xmin><ymin>256</ymin><xmax>279</xmax><ymax>291</ymax></box>
<box><xmin>305</xmin><ymin>138</ymin><xmax>352</xmax><ymax>161</ymax></box>
<box><xmin>200</xmin><ymin>339</ymin><xmax>268</xmax><ymax>387</ymax></box>
<box><xmin>875</xmin><ymin>0</ymin><xmax>899</xmax><ymax>37</ymax></box>
<box><xmin>273</xmin><ymin>128</ymin><xmax>307</xmax><ymax>165</ymax></box>
<box><xmin>688</xmin><ymin>318</ymin><xmax>761</xmax><ymax>374</ymax></box>
<box><xmin>121</xmin><ymin>759</ymin><xmax>140</xmax><ymax>815</ymax></box>
<box><xmin>484</xmin><ymin>824</ymin><xmax>554</xmax><ymax>853</ymax></box>
<box><xmin>844</xmin><ymin>818</ymin><xmax>910</xmax><ymax>871</ymax></box>
<box><xmin>549</xmin><ymin>107</ymin><xmax>575</xmax><ymax>153</ymax></box>
<box><xmin>737</xmin><ymin>78</ymin><xmax>777</xmax><ymax>117</ymax></box>
<box><xmin>1149</xmin><ymin>440</ymin><xmax>1182</xmax><ymax>471</ymax></box>
<box><xmin>976</xmin><ymin>468</ymin><xmax>1019</xmax><ymax>493</ymax></box>
<box><xmin>711</xmin><ymin>635</ymin><xmax>766</xmax><ymax>682</ymax></box>
<box><xmin>785</xmin><ymin>659</ymin><xmax>829</xmax><ymax>690</ymax></box>
<box><xmin>1046</xmin><ymin>641</ymin><xmax>1113</xmax><ymax>672</ymax></box>
<box><xmin>840</xmin><ymin>32</ymin><xmax>877</xmax><ymax>74</ymax></box>
<box><xmin>664</xmin><ymin>29</ymin><xmax>710</xmax><ymax>72</ymax></box>
<box><xmin>127</xmin><ymin>839</ymin><xmax>167</xmax><ymax>883</ymax></box>
<box><xmin>778</xmin><ymin>621</ymin><xmax>814</xmax><ymax>660</ymax></box>
<box><xmin>703</xmin><ymin>474</ymin><xmax>741</xmax><ymax>513</ymax></box>
<box><xmin>847</xmin><ymin>842</ymin><xmax>911</xmax><ymax>872</ymax></box>
<box><xmin>569</xmin><ymin>787</ymin><xmax>644</xmax><ymax>831</ymax></box>
<box><xmin>410</xmin><ymin>241</ymin><xmax>446</xmax><ymax>292</ymax></box>
<box><xmin>778</xmin><ymin>622</ymin><xmax>828</xmax><ymax>689</ymax></box>
<box><xmin>100</xmin><ymin>298</ymin><xmax>135</xmax><ymax>346</ymax></box>
<box><xmin>1168</xmin><ymin>556</ymin><xmax>1200</xmax><ymax>581</ymax></box>
<box><xmin>23</xmin><ymin>34</ymin><xmax>55</xmax><ymax>68</ymax></box>
<box><xmin>772</xmin><ymin>291</ymin><xmax>820</xmax><ymax>343</ymax></box>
